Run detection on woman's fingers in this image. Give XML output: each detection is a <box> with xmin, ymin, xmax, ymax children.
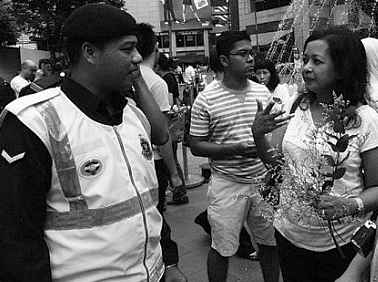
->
<box><xmin>256</xmin><ymin>99</ymin><xmax>275</xmax><ymax>115</ymax></box>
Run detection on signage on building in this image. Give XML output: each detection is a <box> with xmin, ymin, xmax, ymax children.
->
<box><xmin>158</xmin><ymin>0</ymin><xmax>211</xmax><ymax>30</ymax></box>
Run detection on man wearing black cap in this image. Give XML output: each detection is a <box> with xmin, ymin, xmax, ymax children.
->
<box><xmin>0</xmin><ymin>4</ymin><xmax>186</xmax><ymax>282</ymax></box>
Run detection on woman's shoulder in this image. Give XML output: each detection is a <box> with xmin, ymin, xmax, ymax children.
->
<box><xmin>357</xmin><ymin>104</ymin><xmax>378</xmax><ymax>115</ymax></box>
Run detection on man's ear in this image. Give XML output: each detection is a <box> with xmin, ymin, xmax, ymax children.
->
<box><xmin>219</xmin><ymin>54</ymin><xmax>229</xmax><ymax>68</ymax></box>
<box><xmin>82</xmin><ymin>42</ymin><xmax>98</xmax><ymax>64</ymax></box>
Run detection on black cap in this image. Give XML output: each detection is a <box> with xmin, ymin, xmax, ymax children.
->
<box><xmin>62</xmin><ymin>4</ymin><xmax>137</xmax><ymax>41</ymax></box>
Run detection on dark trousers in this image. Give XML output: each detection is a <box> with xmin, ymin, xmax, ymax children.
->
<box><xmin>275</xmin><ymin>230</ymin><xmax>356</xmax><ymax>282</ymax></box>
<box><xmin>163</xmin><ymin>0</ymin><xmax>176</xmax><ymax>21</ymax></box>
<box><xmin>155</xmin><ymin>157</ymin><xmax>186</xmax><ymax>214</ymax></box>
<box><xmin>155</xmin><ymin>159</ymin><xmax>170</xmax><ymax>214</ymax></box>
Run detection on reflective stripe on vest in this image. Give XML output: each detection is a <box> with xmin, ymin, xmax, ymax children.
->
<box><xmin>39</xmin><ymin>101</ymin><xmax>159</xmax><ymax>230</ymax></box>
<box><xmin>45</xmin><ymin>188</ymin><xmax>159</xmax><ymax>230</ymax></box>
<box><xmin>39</xmin><ymin>101</ymin><xmax>88</xmax><ymax>211</ymax></box>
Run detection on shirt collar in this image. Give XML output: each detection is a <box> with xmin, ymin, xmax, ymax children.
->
<box><xmin>61</xmin><ymin>77</ymin><xmax>128</xmax><ymax>125</ymax></box>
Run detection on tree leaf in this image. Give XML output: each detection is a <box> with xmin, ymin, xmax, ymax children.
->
<box><xmin>333</xmin><ymin>168</ymin><xmax>346</xmax><ymax>179</ymax></box>
<box><xmin>327</xmin><ymin>141</ymin><xmax>339</xmax><ymax>153</ymax></box>
<box><xmin>336</xmin><ymin>135</ymin><xmax>349</xmax><ymax>152</ymax></box>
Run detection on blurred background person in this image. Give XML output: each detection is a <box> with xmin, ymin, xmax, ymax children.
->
<box><xmin>0</xmin><ymin>76</ymin><xmax>16</xmax><ymax>113</ymax></box>
<box><xmin>254</xmin><ymin>58</ymin><xmax>291</xmax><ymax>114</ymax></box>
<box><xmin>182</xmin><ymin>0</ymin><xmax>201</xmax><ymax>23</ymax></box>
<box><xmin>155</xmin><ymin>53</ymin><xmax>189</xmax><ymax>205</ymax></box>
<box><xmin>10</xmin><ymin>60</ymin><xmax>37</xmax><ymax>97</ymax></box>
<box><xmin>161</xmin><ymin>0</ymin><xmax>180</xmax><ymax>24</ymax></box>
<box><xmin>362</xmin><ymin>37</ymin><xmax>378</xmax><ymax>112</ymax></box>
<box><xmin>137</xmin><ymin>22</ymin><xmax>187</xmax><ymax>212</ymax></box>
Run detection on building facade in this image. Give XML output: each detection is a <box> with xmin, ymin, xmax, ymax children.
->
<box><xmin>239</xmin><ymin>0</ymin><xmax>375</xmax><ymax>59</ymax></box>
<box><xmin>125</xmin><ymin>0</ymin><xmax>231</xmax><ymax>64</ymax></box>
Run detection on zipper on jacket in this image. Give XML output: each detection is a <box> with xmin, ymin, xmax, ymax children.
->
<box><xmin>113</xmin><ymin>126</ymin><xmax>151</xmax><ymax>281</ymax></box>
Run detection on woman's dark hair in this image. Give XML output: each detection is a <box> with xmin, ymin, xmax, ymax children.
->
<box><xmin>254</xmin><ymin>58</ymin><xmax>280</xmax><ymax>92</ymax></box>
<box><xmin>303</xmin><ymin>27</ymin><xmax>367</xmax><ymax>106</ymax></box>
<box><xmin>209</xmin><ymin>47</ymin><xmax>223</xmax><ymax>73</ymax></box>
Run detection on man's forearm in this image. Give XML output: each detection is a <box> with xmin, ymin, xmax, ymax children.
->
<box><xmin>158</xmin><ymin>135</ymin><xmax>179</xmax><ymax>177</ymax></box>
<box><xmin>133</xmin><ymin>76</ymin><xmax>169</xmax><ymax>145</ymax></box>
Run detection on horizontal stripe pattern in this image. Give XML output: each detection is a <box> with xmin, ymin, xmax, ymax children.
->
<box><xmin>190</xmin><ymin>80</ymin><xmax>269</xmax><ymax>181</ymax></box>
<box><xmin>45</xmin><ymin>188</ymin><xmax>159</xmax><ymax>230</ymax></box>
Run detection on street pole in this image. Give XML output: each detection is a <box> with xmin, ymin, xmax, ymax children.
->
<box><xmin>168</xmin><ymin>19</ymin><xmax>173</xmax><ymax>57</ymax></box>
<box><xmin>253</xmin><ymin>1</ymin><xmax>259</xmax><ymax>52</ymax></box>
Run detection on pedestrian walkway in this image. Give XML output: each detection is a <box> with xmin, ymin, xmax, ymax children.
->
<box><xmin>164</xmin><ymin>143</ymin><xmax>270</xmax><ymax>282</ymax></box>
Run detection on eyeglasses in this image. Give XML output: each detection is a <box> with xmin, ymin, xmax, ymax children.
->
<box><xmin>228</xmin><ymin>50</ymin><xmax>254</xmax><ymax>58</ymax></box>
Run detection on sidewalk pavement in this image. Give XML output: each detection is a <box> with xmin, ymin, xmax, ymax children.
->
<box><xmin>164</xmin><ymin>143</ymin><xmax>270</xmax><ymax>282</ymax></box>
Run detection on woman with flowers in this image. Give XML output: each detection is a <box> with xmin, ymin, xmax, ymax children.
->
<box><xmin>252</xmin><ymin>27</ymin><xmax>378</xmax><ymax>282</ymax></box>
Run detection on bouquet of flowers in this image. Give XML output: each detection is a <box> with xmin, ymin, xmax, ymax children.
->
<box><xmin>242</xmin><ymin>92</ymin><xmax>368</xmax><ymax>256</ymax></box>
<box><xmin>167</xmin><ymin>104</ymin><xmax>189</xmax><ymax>143</ymax></box>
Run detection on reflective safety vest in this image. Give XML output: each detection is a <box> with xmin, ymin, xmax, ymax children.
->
<box><xmin>6</xmin><ymin>88</ymin><xmax>164</xmax><ymax>282</ymax></box>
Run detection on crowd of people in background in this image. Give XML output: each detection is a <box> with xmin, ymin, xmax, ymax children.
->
<box><xmin>2</xmin><ymin>3</ymin><xmax>378</xmax><ymax>282</ymax></box>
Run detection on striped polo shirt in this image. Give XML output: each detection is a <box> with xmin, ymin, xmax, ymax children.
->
<box><xmin>190</xmin><ymin>79</ymin><xmax>270</xmax><ymax>183</ymax></box>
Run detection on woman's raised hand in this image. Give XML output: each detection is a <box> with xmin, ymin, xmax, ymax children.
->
<box><xmin>252</xmin><ymin>99</ymin><xmax>294</xmax><ymax>138</ymax></box>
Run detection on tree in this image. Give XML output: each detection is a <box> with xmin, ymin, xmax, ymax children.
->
<box><xmin>8</xmin><ymin>0</ymin><xmax>126</xmax><ymax>51</ymax></box>
<box><xmin>0</xmin><ymin>2</ymin><xmax>18</xmax><ymax>45</ymax></box>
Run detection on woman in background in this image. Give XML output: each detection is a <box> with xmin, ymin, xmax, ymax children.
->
<box><xmin>254</xmin><ymin>58</ymin><xmax>291</xmax><ymax>114</ymax></box>
<box><xmin>361</xmin><ymin>37</ymin><xmax>378</xmax><ymax>112</ymax></box>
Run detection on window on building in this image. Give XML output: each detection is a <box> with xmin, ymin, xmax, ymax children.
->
<box><xmin>176</xmin><ymin>33</ymin><xmax>185</xmax><ymax>47</ymax></box>
<box><xmin>186</xmin><ymin>34</ymin><xmax>196</xmax><ymax>47</ymax></box>
<box><xmin>157</xmin><ymin>33</ymin><xmax>170</xmax><ymax>49</ymax></box>
<box><xmin>251</xmin><ymin>0</ymin><xmax>291</xmax><ymax>13</ymax></box>
<box><xmin>175</xmin><ymin>31</ymin><xmax>204</xmax><ymax>48</ymax></box>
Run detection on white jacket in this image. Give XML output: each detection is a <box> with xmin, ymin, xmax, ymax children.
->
<box><xmin>6</xmin><ymin>87</ymin><xmax>164</xmax><ymax>282</ymax></box>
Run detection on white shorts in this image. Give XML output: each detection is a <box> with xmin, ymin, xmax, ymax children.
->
<box><xmin>207</xmin><ymin>174</ymin><xmax>276</xmax><ymax>257</ymax></box>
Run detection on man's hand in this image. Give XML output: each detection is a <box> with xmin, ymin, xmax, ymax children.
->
<box><xmin>235</xmin><ymin>141</ymin><xmax>258</xmax><ymax>158</ymax></box>
<box><xmin>164</xmin><ymin>266</ymin><xmax>187</xmax><ymax>282</ymax></box>
<box><xmin>170</xmin><ymin>173</ymin><xmax>182</xmax><ymax>189</ymax></box>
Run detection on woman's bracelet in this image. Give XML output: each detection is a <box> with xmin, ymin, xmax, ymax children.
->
<box><xmin>165</xmin><ymin>263</ymin><xmax>178</xmax><ymax>269</ymax></box>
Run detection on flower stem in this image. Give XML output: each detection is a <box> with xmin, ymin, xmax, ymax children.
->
<box><xmin>328</xmin><ymin>220</ymin><xmax>345</xmax><ymax>259</ymax></box>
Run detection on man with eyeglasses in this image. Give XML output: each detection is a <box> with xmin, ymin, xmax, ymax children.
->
<box><xmin>189</xmin><ymin>31</ymin><xmax>279</xmax><ymax>282</ymax></box>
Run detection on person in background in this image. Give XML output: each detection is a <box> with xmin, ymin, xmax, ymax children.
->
<box><xmin>10</xmin><ymin>60</ymin><xmax>37</xmax><ymax>97</ymax></box>
<box><xmin>0</xmin><ymin>76</ymin><xmax>16</xmax><ymax>113</ymax></box>
<box><xmin>137</xmin><ymin>22</ymin><xmax>187</xmax><ymax>213</ymax></box>
<box><xmin>161</xmin><ymin>0</ymin><xmax>180</xmax><ymax>24</ymax></box>
<box><xmin>156</xmin><ymin>54</ymin><xmax>181</xmax><ymax>106</ymax></box>
<box><xmin>334</xmin><ymin>37</ymin><xmax>378</xmax><ymax>282</ymax></box>
<box><xmin>156</xmin><ymin>53</ymin><xmax>189</xmax><ymax>205</ymax></box>
<box><xmin>190</xmin><ymin>30</ymin><xmax>279</xmax><ymax>282</ymax></box>
<box><xmin>252</xmin><ymin>26</ymin><xmax>378</xmax><ymax>282</ymax></box>
<box><xmin>18</xmin><ymin>68</ymin><xmax>68</xmax><ymax>98</ymax></box>
<box><xmin>254</xmin><ymin>58</ymin><xmax>291</xmax><ymax>114</ymax></box>
<box><xmin>182</xmin><ymin>0</ymin><xmax>201</xmax><ymax>23</ymax></box>
<box><xmin>175</xmin><ymin>64</ymin><xmax>185</xmax><ymax>85</ymax></box>
<box><xmin>0</xmin><ymin>4</ymin><xmax>186</xmax><ymax>282</ymax></box>
<box><xmin>184</xmin><ymin>64</ymin><xmax>196</xmax><ymax>83</ymax></box>
<box><xmin>361</xmin><ymin>37</ymin><xmax>378</xmax><ymax>112</ymax></box>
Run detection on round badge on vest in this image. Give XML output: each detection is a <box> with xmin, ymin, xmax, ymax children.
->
<box><xmin>79</xmin><ymin>158</ymin><xmax>104</xmax><ymax>178</ymax></box>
